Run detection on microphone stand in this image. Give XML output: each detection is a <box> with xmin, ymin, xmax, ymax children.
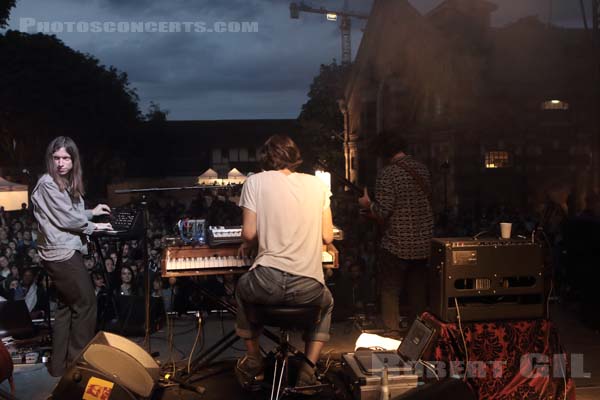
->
<box><xmin>139</xmin><ymin>194</ymin><xmax>151</xmax><ymax>351</ymax></box>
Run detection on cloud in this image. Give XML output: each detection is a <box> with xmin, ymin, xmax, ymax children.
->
<box><xmin>5</xmin><ymin>0</ymin><xmax>583</xmax><ymax>119</ymax></box>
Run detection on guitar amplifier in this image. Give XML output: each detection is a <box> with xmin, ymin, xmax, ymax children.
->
<box><xmin>429</xmin><ymin>238</ymin><xmax>546</xmax><ymax>322</ymax></box>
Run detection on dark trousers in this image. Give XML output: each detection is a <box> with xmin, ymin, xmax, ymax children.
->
<box><xmin>378</xmin><ymin>249</ymin><xmax>428</xmax><ymax>330</ymax></box>
<box><xmin>235</xmin><ymin>266</ymin><xmax>334</xmax><ymax>342</ymax></box>
<box><xmin>43</xmin><ymin>252</ymin><xmax>97</xmax><ymax>376</ymax></box>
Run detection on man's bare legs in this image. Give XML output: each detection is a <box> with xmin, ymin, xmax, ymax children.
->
<box><xmin>244</xmin><ymin>338</ymin><xmax>261</xmax><ymax>359</ymax></box>
<box><xmin>305</xmin><ymin>340</ymin><xmax>324</xmax><ymax>365</ymax></box>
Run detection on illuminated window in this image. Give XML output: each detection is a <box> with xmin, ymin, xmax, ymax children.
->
<box><xmin>485</xmin><ymin>151</ymin><xmax>510</xmax><ymax>169</ymax></box>
<box><xmin>541</xmin><ymin>100</ymin><xmax>569</xmax><ymax>110</ymax></box>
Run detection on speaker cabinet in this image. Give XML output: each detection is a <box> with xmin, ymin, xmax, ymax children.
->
<box><xmin>429</xmin><ymin>238</ymin><xmax>545</xmax><ymax>322</ymax></box>
<box><xmin>104</xmin><ymin>295</ymin><xmax>164</xmax><ymax>337</ymax></box>
<box><xmin>52</xmin><ymin>331</ymin><xmax>160</xmax><ymax>399</ymax></box>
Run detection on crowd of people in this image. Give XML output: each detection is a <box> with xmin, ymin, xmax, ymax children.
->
<box><xmin>0</xmin><ymin>205</ymin><xmax>48</xmax><ymax>318</ymax></box>
<box><xmin>2</xmin><ymin>169</ymin><xmax>599</xmax><ymax>336</ymax></box>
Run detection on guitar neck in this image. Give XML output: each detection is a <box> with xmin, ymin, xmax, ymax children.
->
<box><xmin>315</xmin><ymin>160</ymin><xmax>363</xmax><ymax>195</ymax></box>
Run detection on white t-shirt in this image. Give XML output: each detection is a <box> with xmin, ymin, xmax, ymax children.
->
<box><xmin>239</xmin><ymin>170</ymin><xmax>331</xmax><ymax>284</ymax></box>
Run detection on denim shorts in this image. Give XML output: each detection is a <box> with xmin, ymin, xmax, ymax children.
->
<box><xmin>235</xmin><ymin>265</ymin><xmax>334</xmax><ymax>342</ymax></box>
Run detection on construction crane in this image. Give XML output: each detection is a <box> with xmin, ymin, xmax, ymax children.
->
<box><xmin>290</xmin><ymin>1</ymin><xmax>369</xmax><ymax>65</ymax></box>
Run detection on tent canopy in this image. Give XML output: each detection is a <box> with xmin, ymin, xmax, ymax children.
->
<box><xmin>0</xmin><ymin>177</ymin><xmax>28</xmax><ymax>211</ymax></box>
<box><xmin>227</xmin><ymin>168</ymin><xmax>246</xmax><ymax>179</ymax></box>
<box><xmin>0</xmin><ymin>177</ymin><xmax>27</xmax><ymax>191</ymax></box>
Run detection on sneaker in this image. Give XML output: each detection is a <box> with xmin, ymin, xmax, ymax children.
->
<box><xmin>295</xmin><ymin>362</ymin><xmax>321</xmax><ymax>395</ymax></box>
<box><xmin>235</xmin><ymin>355</ymin><xmax>265</xmax><ymax>391</ymax></box>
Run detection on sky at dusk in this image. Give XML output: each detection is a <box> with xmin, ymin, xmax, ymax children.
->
<box><xmin>4</xmin><ymin>0</ymin><xmax>588</xmax><ymax>120</ymax></box>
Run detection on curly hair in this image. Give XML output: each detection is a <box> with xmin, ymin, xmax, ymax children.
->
<box><xmin>258</xmin><ymin>135</ymin><xmax>303</xmax><ymax>172</ymax></box>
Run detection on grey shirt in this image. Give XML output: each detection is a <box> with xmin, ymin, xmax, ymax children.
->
<box><xmin>31</xmin><ymin>174</ymin><xmax>95</xmax><ymax>262</ymax></box>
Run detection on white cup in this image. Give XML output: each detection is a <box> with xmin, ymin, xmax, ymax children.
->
<box><xmin>500</xmin><ymin>222</ymin><xmax>512</xmax><ymax>239</ymax></box>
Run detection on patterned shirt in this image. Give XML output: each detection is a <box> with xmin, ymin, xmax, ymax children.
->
<box><xmin>371</xmin><ymin>155</ymin><xmax>434</xmax><ymax>260</ymax></box>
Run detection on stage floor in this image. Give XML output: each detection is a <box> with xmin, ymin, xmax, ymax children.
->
<box><xmin>6</xmin><ymin>303</ymin><xmax>600</xmax><ymax>400</ymax></box>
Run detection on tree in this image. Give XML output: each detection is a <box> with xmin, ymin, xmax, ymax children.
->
<box><xmin>297</xmin><ymin>61</ymin><xmax>348</xmax><ymax>176</ymax></box>
<box><xmin>144</xmin><ymin>101</ymin><xmax>169</xmax><ymax>123</ymax></box>
<box><xmin>0</xmin><ymin>30</ymin><xmax>141</xmax><ymax>194</ymax></box>
<box><xmin>0</xmin><ymin>0</ymin><xmax>16</xmax><ymax>28</ymax></box>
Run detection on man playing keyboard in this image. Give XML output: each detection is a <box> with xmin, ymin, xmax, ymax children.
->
<box><xmin>234</xmin><ymin>134</ymin><xmax>334</xmax><ymax>390</ymax></box>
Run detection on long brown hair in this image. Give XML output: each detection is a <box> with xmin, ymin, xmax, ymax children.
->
<box><xmin>258</xmin><ymin>135</ymin><xmax>303</xmax><ymax>172</ymax></box>
<box><xmin>45</xmin><ymin>136</ymin><xmax>85</xmax><ymax>199</ymax></box>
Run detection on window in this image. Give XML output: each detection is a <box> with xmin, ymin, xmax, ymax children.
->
<box><xmin>239</xmin><ymin>148</ymin><xmax>249</xmax><ymax>161</ymax></box>
<box><xmin>541</xmin><ymin>100</ymin><xmax>569</xmax><ymax>110</ymax></box>
<box><xmin>485</xmin><ymin>151</ymin><xmax>510</xmax><ymax>169</ymax></box>
<box><xmin>229</xmin><ymin>148</ymin><xmax>239</xmax><ymax>162</ymax></box>
<box><xmin>212</xmin><ymin>148</ymin><xmax>222</xmax><ymax>163</ymax></box>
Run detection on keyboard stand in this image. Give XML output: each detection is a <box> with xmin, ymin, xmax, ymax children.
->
<box><xmin>185</xmin><ymin>285</ymin><xmax>280</xmax><ymax>379</ymax></box>
<box><xmin>90</xmin><ymin>236</ymin><xmax>121</xmax><ymax>326</ymax></box>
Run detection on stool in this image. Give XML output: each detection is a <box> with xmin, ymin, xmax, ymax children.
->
<box><xmin>249</xmin><ymin>305</ymin><xmax>327</xmax><ymax>400</ymax></box>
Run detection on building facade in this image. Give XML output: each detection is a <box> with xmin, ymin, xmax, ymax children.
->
<box><xmin>344</xmin><ymin>0</ymin><xmax>595</xmax><ymax>216</ymax></box>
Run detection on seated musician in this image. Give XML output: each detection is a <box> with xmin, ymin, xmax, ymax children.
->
<box><xmin>234</xmin><ymin>134</ymin><xmax>334</xmax><ymax>389</ymax></box>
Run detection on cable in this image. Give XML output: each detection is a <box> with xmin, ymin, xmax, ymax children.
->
<box><xmin>556</xmin><ymin>352</ymin><xmax>567</xmax><ymax>400</ymax></box>
<box><xmin>321</xmin><ymin>349</ymin><xmax>335</xmax><ymax>376</ymax></box>
<box><xmin>418</xmin><ymin>360</ymin><xmax>439</xmax><ymax>381</ymax></box>
<box><xmin>538</xmin><ymin>227</ymin><xmax>555</xmax><ymax>320</ymax></box>
<box><xmin>454</xmin><ymin>297</ymin><xmax>469</xmax><ymax>381</ymax></box>
<box><xmin>168</xmin><ymin>311</ymin><xmax>176</xmax><ymax>377</ymax></box>
<box><xmin>187</xmin><ymin>314</ymin><xmax>203</xmax><ymax>375</ymax></box>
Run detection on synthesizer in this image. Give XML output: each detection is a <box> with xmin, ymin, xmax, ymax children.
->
<box><xmin>92</xmin><ymin>207</ymin><xmax>143</xmax><ymax>239</ymax></box>
<box><xmin>207</xmin><ymin>225</ymin><xmax>243</xmax><ymax>246</ymax></box>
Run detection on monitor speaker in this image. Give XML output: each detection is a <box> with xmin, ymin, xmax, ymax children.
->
<box><xmin>0</xmin><ymin>300</ymin><xmax>35</xmax><ymax>339</ymax></box>
<box><xmin>397</xmin><ymin>318</ymin><xmax>436</xmax><ymax>362</ymax></box>
<box><xmin>51</xmin><ymin>331</ymin><xmax>160</xmax><ymax>399</ymax></box>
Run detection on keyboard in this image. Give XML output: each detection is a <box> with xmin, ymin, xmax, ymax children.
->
<box><xmin>161</xmin><ymin>245</ymin><xmax>251</xmax><ymax>277</ymax></box>
<box><xmin>161</xmin><ymin>243</ymin><xmax>339</xmax><ymax>277</ymax></box>
<box><xmin>207</xmin><ymin>226</ymin><xmax>243</xmax><ymax>246</ymax></box>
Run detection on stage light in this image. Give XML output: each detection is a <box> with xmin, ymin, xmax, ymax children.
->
<box><xmin>326</xmin><ymin>13</ymin><xmax>338</xmax><ymax>21</ymax></box>
<box><xmin>354</xmin><ymin>332</ymin><xmax>401</xmax><ymax>351</ymax></box>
